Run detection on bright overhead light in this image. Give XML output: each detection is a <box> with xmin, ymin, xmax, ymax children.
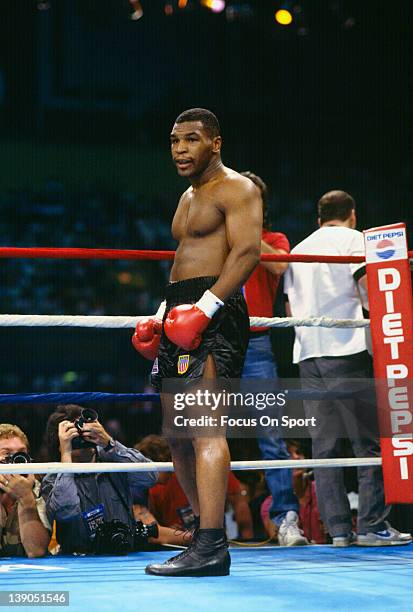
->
<box><xmin>202</xmin><ymin>0</ymin><xmax>226</xmax><ymax>14</ymax></box>
<box><xmin>275</xmin><ymin>9</ymin><xmax>293</xmax><ymax>25</ymax></box>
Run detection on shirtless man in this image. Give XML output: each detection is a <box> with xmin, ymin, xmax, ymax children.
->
<box><xmin>132</xmin><ymin>108</ymin><xmax>262</xmax><ymax>576</ymax></box>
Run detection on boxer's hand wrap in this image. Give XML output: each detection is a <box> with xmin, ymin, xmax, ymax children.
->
<box><xmin>132</xmin><ymin>300</ymin><xmax>166</xmax><ymax>361</ymax></box>
<box><xmin>164</xmin><ymin>290</ymin><xmax>224</xmax><ymax>351</ymax></box>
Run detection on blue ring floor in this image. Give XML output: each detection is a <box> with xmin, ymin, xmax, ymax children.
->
<box><xmin>1</xmin><ymin>544</ymin><xmax>413</xmax><ymax>611</ymax></box>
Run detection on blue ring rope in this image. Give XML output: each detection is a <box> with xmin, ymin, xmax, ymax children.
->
<box><xmin>0</xmin><ymin>393</ymin><xmax>160</xmax><ymax>404</ymax></box>
<box><xmin>0</xmin><ymin>389</ymin><xmax>359</xmax><ymax>404</ymax></box>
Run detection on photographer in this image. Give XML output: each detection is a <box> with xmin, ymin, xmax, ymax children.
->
<box><xmin>41</xmin><ymin>405</ymin><xmax>158</xmax><ymax>555</ymax></box>
<box><xmin>0</xmin><ymin>424</ymin><xmax>51</xmax><ymax>558</ymax></box>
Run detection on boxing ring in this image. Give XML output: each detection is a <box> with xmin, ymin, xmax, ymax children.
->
<box><xmin>3</xmin><ymin>545</ymin><xmax>413</xmax><ymax>612</ymax></box>
<box><xmin>1</xmin><ymin>234</ymin><xmax>413</xmax><ymax>610</ymax></box>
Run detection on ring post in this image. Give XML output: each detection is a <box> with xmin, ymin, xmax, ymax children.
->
<box><xmin>364</xmin><ymin>222</ymin><xmax>413</xmax><ymax>503</ymax></box>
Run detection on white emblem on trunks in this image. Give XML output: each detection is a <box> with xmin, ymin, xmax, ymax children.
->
<box><xmin>177</xmin><ymin>355</ymin><xmax>190</xmax><ymax>375</ymax></box>
<box><xmin>151</xmin><ymin>358</ymin><xmax>159</xmax><ymax>375</ymax></box>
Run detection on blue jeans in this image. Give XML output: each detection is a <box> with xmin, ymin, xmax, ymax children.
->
<box><xmin>242</xmin><ymin>333</ymin><xmax>299</xmax><ymax>526</ymax></box>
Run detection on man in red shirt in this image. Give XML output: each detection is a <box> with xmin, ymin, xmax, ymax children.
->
<box><xmin>241</xmin><ymin>171</ymin><xmax>308</xmax><ymax>546</ymax></box>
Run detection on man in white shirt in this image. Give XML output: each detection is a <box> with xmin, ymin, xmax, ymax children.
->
<box><xmin>284</xmin><ymin>190</ymin><xmax>411</xmax><ymax>546</ymax></box>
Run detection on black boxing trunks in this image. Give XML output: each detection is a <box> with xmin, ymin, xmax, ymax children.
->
<box><xmin>151</xmin><ymin>276</ymin><xmax>249</xmax><ymax>390</ymax></box>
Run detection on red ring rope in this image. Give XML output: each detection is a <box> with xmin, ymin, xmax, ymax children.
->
<box><xmin>2</xmin><ymin>247</ymin><xmax>410</xmax><ymax>263</ymax></box>
<box><xmin>0</xmin><ymin>247</ymin><xmax>175</xmax><ymax>261</ymax></box>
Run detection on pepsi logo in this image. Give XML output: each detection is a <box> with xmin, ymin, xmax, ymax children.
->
<box><xmin>376</xmin><ymin>239</ymin><xmax>396</xmax><ymax>260</ymax></box>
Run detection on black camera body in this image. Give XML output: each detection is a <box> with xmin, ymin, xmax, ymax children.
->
<box><xmin>93</xmin><ymin>519</ymin><xmax>133</xmax><ymax>555</ymax></box>
<box><xmin>91</xmin><ymin>519</ymin><xmax>159</xmax><ymax>555</ymax></box>
<box><xmin>1</xmin><ymin>451</ymin><xmax>33</xmax><ymax>465</ymax></box>
<box><xmin>72</xmin><ymin>408</ymin><xmax>99</xmax><ymax>450</ymax></box>
<box><xmin>134</xmin><ymin>520</ymin><xmax>159</xmax><ymax>548</ymax></box>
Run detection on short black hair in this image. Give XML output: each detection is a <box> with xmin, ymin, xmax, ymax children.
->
<box><xmin>317</xmin><ymin>190</ymin><xmax>355</xmax><ymax>224</ymax></box>
<box><xmin>175</xmin><ymin>108</ymin><xmax>221</xmax><ymax>138</ymax></box>
<box><xmin>241</xmin><ymin>170</ymin><xmax>271</xmax><ymax>230</ymax></box>
<box><xmin>46</xmin><ymin>404</ymin><xmax>83</xmax><ymax>461</ymax></box>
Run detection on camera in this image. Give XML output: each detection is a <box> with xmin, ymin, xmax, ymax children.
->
<box><xmin>92</xmin><ymin>519</ymin><xmax>133</xmax><ymax>555</ymax></box>
<box><xmin>72</xmin><ymin>408</ymin><xmax>98</xmax><ymax>450</ymax></box>
<box><xmin>1</xmin><ymin>451</ymin><xmax>33</xmax><ymax>465</ymax></box>
<box><xmin>133</xmin><ymin>520</ymin><xmax>159</xmax><ymax>549</ymax></box>
<box><xmin>91</xmin><ymin>519</ymin><xmax>159</xmax><ymax>555</ymax></box>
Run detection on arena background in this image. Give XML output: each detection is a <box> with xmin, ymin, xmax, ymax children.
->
<box><xmin>0</xmin><ymin>0</ymin><xmax>412</xmax><ymax>459</ymax></box>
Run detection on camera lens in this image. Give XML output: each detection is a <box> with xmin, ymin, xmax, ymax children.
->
<box><xmin>111</xmin><ymin>531</ymin><xmax>131</xmax><ymax>555</ymax></box>
<box><xmin>75</xmin><ymin>408</ymin><xmax>98</xmax><ymax>433</ymax></box>
<box><xmin>93</xmin><ymin>520</ymin><xmax>132</xmax><ymax>555</ymax></box>
<box><xmin>8</xmin><ymin>451</ymin><xmax>33</xmax><ymax>464</ymax></box>
<box><xmin>81</xmin><ymin>408</ymin><xmax>98</xmax><ymax>423</ymax></box>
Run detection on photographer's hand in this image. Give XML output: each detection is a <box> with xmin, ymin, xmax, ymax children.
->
<box><xmin>0</xmin><ymin>473</ymin><xmax>35</xmax><ymax>502</ymax></box>
<box><xmin>81</xmin><ymin>421</ymin><xmax>111</xmax><ymax>448</ymax></box>
<box><xmin>58</xmin><ymin>420</ymin><xmax>78</xmax><ymax>463</ymax></box>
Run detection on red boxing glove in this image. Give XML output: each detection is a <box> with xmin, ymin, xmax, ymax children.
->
<box><xmin>164</xmin><ymin>290</ymin><xmax>224</xmax><ymax>351</ymax></box>
<box><xmin>132</xmin><ymin>301</ymin><xmax>166</xmax><ymax>361</ymax></box>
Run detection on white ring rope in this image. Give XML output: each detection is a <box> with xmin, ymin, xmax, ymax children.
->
<box><xmin>0</xmin><ymin>315</ymin><xmax>143</xmax><ymax>329</ymax></box>
<box><xmin>0</xmin><ymin>457</ymin><xmax>381</xmax><ymax>475</ymax></box>
<box><xmin>249</xmin><ymin>316</ymin><xmax>370</xmax><ymax>329</ymax></box>
<box><xmin>0</xmin><ymin>314</ymin><xmax>371</xmax><ymax>329</ymax></box>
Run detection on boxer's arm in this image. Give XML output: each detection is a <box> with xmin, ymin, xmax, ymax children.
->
<box><xmin>210</xmin><ymin>181</ymin><xmax>262</xmax><ymax>301</ymax></box>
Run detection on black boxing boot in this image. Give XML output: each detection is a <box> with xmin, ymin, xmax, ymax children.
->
<box><xmin>145</xmin><ymin>528</ymin><xmax>230</xmax><ymax>577</ymax></box>
<box><xmin>192</xmin><ymin>515</ymin><xmax>200</xmax><ymax>537</ymax></box>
